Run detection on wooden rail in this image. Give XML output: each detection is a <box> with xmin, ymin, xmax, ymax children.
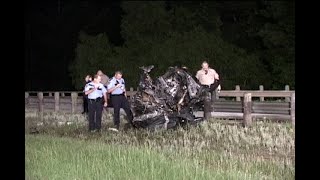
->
<box><xmin>207</xmin><ymin>85</ymin><xmax>295</xmax><ymax>126</ymax></box>
<box><xmin>25</xmin><ymin>85</ymin><xmax>295</xmax><ymax>126</ymax></box>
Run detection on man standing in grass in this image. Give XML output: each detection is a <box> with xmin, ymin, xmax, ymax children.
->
<box><xmin>84</xmin><ymin>74</ymin><xmax>108</xmax><ymax>132</ymax></box>
<box><xmin>107</xmin><ymin>71</ymin><xmax>134</xmax><ymax>131</ymax></box>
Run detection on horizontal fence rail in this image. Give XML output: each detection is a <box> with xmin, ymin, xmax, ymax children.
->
<box><xmin>25</xmin><ymin>85</ymin><xmax>295</xmax><ymax>126</ymax></box>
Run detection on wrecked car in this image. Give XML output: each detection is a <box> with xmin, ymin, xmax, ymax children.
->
<box><xmin>130</xmin><ymin>65</ymin><xmax>215</xmax><ymax>130</ymax></box>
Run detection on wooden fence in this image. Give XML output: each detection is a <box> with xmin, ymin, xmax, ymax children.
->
<box><xmin>25</xmin><ymin>85</ymin><xmax>295</xmax><ymax>126</ymax></box>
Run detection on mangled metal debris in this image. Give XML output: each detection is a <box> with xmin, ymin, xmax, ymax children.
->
<box><xmin>130</xmin><ymin>65</ymin><xmax>214</xmax><ymax>130</ymax></box>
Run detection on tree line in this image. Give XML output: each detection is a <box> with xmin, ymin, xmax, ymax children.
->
<box><xmin>69</xmin><ymin>1</ymin><xmax>295</xmax><ymax>91</ymax></box>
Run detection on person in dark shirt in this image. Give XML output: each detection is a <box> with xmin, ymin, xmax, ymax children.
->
<box><xmin>82</xmin><ymin>74</ymin><xmax>92</xmax><ymax>114</ymax></box>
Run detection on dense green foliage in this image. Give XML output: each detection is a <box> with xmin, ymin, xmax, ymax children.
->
<box><xmin>70</xmin><ymin>1</ymin><xmax>294</xmax><ymax>90</ymax></box>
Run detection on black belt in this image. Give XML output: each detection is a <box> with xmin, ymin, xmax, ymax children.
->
<box><xmin>111</xmin><ymin>93</ymin><xmax>124</xmax><ymax>96</ymax></box>
<box><xmin>89</xmin><ymin>97</ymin><xmax>102</xmax><ymax>101</ymax></box>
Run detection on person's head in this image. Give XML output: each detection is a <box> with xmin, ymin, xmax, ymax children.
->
<box><xmin>97</xmin><ymin>70</ymin><xmax>104</xmax><ymax>76</ymax></box>
<box><xmin>85</xmin><ymin>75</ymin><xmax>92</xmax><ymax>82</ymax></box>
<box><xmin>93</xmin><ymin>74</ymin><xmax>102</xmax><ymax>83</ymax></box>
<box><xmin>114</xmin><ymin>71</ymin><xmax>122</xmax><ymax>80</ymax></box>
<box><xmin>201</xmin><ymin>61</ymin><xmax>209</xmax><ymax>71</ymax></box>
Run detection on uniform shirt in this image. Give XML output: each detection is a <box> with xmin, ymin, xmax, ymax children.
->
<box><xmin>195</xmin><ymin>68</ymin><xmax>219</xmax><ymax>86</ymax></box>
<box><xmin>83</xmin><ymin>80</ymin><xmax>92</xmax><ymax>93</ymax></box>
<box><xmin>107</xmin><ymin>77</ymin><xmax>126</xmax><ymax>95</ymax></box>
<box><xmin>84</xmin><ymin>82</ymin><xmax>107</xmax><ymax>99</ymax></box>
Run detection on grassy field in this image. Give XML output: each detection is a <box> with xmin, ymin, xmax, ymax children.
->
<box><xmin>25</xmin><ymin>114</ymin><xmax>295</xmax><ymax>180</ymax></box>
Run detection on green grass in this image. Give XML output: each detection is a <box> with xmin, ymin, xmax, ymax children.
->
<box><xmin>26</xmin><ymin>134</ymin><xmax>292</xmax><ymax>180</ymax></box>
<box><xmin>25</xmin><ymin>112</ymin><xmax>295</xmax><ymax>179</ymax></box>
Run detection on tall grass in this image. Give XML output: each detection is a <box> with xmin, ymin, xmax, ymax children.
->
<box><xmin>27</xmin><ymin>135</ymin><xmax>274</xmax><ymax>180</ymax></box>
<box><xmin>25</xmin><ymin>112</ymin><xmax>295</xmax><ymax>179</ymax></box>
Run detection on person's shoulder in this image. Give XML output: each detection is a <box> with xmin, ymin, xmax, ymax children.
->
<box><xmin>85</xmin><ymin>82</ymin><xmax>94</xmax><ymax>88</ymax></box>
<box><xmin>109</xmin><ymin>77</ymin><xmax>116</xmax><ymax>82</ymax></box>
<box><xmin>196</xmin><ymin>69</ymin><xmax>202</xmax><ymax>74</ymax></box>
<box><xmin>99</xmin><ymin>83</ymin><xmax>106</xmax><ymax>88</ymax></box>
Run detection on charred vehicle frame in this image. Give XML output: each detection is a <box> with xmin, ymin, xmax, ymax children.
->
<box><xmin>130</xmin><ymin>65</ymin><xmax>219</xmax><ymax>130</ymax></box>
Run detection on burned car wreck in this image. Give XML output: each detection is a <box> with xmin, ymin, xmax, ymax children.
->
<box><xmin>130</xmin><ymin>65</ymin><xmax>216</xmax><ymax>130</ymax></box>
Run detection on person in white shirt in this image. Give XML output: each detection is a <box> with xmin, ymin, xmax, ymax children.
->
<box><xmin>84</xmin><ymin>74</ymin><xmax>108</xmax><ymax>132</ymax></box>
<box><xmin>196</xmin><ymin>61</ymin><xmax>221</xmax><ymax>99</ymax></box>
<box><xmin>107</xmin><ymin>71</ymin><xmax>133</xmax><ymax>131</ymax></box>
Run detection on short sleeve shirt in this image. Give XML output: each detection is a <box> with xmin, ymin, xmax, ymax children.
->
<box><xmin>196</xmin><ymin>68</ymin><xmax>219</xmax><ymax>86</ymax></box>
<box><xmin>84</xmin><ymin>82</ymin><xmax>107</xmax><ymax>99</ymax></box>
<box><xmin>107</xmin><ymin>77</ymin><xmax>126</xmax><ymax>95</ymax></box>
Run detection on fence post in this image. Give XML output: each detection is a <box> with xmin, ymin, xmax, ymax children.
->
<box><xmin>285</xmin><ymin>85</ymin><xmax>290</xmax><ymax>102</ymax></box>
<box><xmin>62</xmin><ymin>92</ymin><xmax>65</xmax><ymax>97</ymax></box>
<box><xmin>259</xmin><ymin>85</ymin><xmax>264</xmax><ymax>101</ymax></box>
<box><xmin>243</xmin><ymin>93</ymin><xmax>252</xmax><ymax>127</ymax></box>
<box><xmin>54</xmin><ymin>92</ymin><xmax>60</xmax><ymax>112</ymax></box>
<box><xmin>38</xmin><ymin>92</ymin><xmax>44</xmax><ymax>113</ymax></box>
<box><xmin>235</xmin><ymin>85</ymin><xmax>241</xmax><ymax>101</ymax></box>
<box><xmin>71</xmin><ymin>92</ymin><xmax>78</xmax><ymax>114</ymax></box>
<box><xmin>211</xmin><ymin>90</ymin><xmax>217</xmax><ymax>112</ymax></box>
<box><xmin>49</xmin><ymin>92</ymin><xmax>52</xmax><ymax>97</ymax></box>
<box><xmin>290</xmin><ymin>92</ymin><xmax>295</xmax><ymax>126</ymax></box>
<box><xmin>25</xmin><ymin>92</ymin><xmax>29</xmax><ymax>104</ymax></box>
<box><xmin>203</xmin><ymin>92</ymin><xmax>212</xmax><ymax>120</ymax></box>
<box><xmin>38</xmin><ymin>92</ymin><xmax>44</xmax><ymax>121</ymax></box>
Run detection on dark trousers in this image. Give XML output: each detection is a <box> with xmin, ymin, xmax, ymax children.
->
<box><xmin>209</xmin><ymin>80</ymin><xmax>220</xmax><ymax>92</ymax></box>
<box><xmin>204</xmin><ymin>80</ymin><xmax>220</xmax><ymax>102</ymax></box>
<box><xmin>88</xmin><ymin>98</ymin><xmax>103</xmax><ymax>131</ymax></box>
<box><xmin>83</xmin><ymin>94</ymin><xmax>89</xmax><ymax>113</ymax></box>
<box><xmin>111</xmin><ymin>95</ymin><xmax>133</xmax><ymax>129</ymax></box>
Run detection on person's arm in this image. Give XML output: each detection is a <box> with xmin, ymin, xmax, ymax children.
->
<box><xmin>215</xmin><ymin>73</ymin><xmax>219</xmax><ymax>80</ymax></box>
<box><xmin>122</xmin><ymin>79</ymin><xmax>127</xmax><ymax>97</ymax></box>
<box><xmin>102</xmin><ymin>86</ymin><xmax>108</xmax><ymax>107</ymax></box>
<box><xmin>213</xmin><ymin>69</ymin><xmax>221</xmax><ymax>92</ymax></box>
<box><xmin>195</xmin><ymin>70</ymin><xmax>200</xmax><ymax>80</ymax></box>
<box><xmin>217</xmin><ymin>84</ymin><xmax>221</xmax><ymax>92</ymax></box>
<box><xmin>107</xmin><ymin>82</ymin><xmax>121</xmax><ymax>93</ymax></box>
<box><xmin>84</xmin><ymin>84</ymin><xmax>97</xmax><ymax>95</ymax></box>
<box><xmin>213</xmin><ymin>69</ymin><xmax>219</xmax><ymax>80</ymax></box>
